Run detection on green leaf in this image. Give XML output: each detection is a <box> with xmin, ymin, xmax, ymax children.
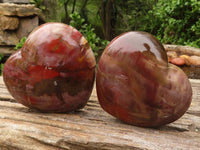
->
<box><xmin>14</xmin><ymin>37</ymin><xmax>27</xmax><ymax>50</ymax></box>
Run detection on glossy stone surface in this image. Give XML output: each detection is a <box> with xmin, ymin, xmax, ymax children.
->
<box><xmin>3</xmin><ymin>23</ymin><xmax>96</xmax><ymax>112</ymax></box>
<box><xmin>96</xmin><ymin>31</ymin><xmax>192</xmax><ymax>127</ymax></box>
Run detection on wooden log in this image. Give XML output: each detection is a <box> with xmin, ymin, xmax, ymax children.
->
<box><xmin>0</xmin><ymin>76</ymin><xmax>200</xmax><ymax>150</ymax></box>
<box><xmin>164</xmin><ymin>44</ymin><xmax>200</xmax><ymax>56</ymax></box>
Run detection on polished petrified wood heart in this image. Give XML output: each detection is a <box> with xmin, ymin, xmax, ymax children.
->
<box><xmin>3</xmin><ymin>23</ymin><xmax>96</xmax><ymax>112</ymax></box>
<box><xmin>96</xmin><ymin>31</ymin><xmax>192</xmax><ymax>127</ymax></box>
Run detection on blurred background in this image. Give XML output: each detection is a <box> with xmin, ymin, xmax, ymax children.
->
<box><xmin>0</xmin><ymin>0</ymin><xmax>199</xmax><ymax>76</ymax></box>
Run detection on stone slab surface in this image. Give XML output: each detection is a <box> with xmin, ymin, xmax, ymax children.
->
<box><xmin>0</xmin><ymin>3</ymin><xmax>41</xmax><ymax>17</ymax></box>
<box><xmin>2</xmin><ymin>0</ymin><xmax>29</xmax><ymax>3</ymax></box>
<box><xmin>0</xmin><ymin>30</ymin><xmax>19</xmax><ymax>45</ymax></box>
<box><xmin>0</xmin><ymin>16</ymin><xmax>19</xmax><ymax>30</ymax></box>
<box><xmin>0</xmin><ymin>46</ymin><xmax>15</xmax><ymax>56</ymax></box>
<box><xmin>16</xmin><ymin>16</ymin><xmax>38</xmax><ymax>39</ymax></box>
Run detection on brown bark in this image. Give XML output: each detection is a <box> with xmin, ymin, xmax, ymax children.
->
<box><xmin>0</xmin><ymin>76</ymin><xmax>200</xmax><ymax>149</ymax></box>
<box><xmin>100</xmin><ymin>0</ymin><xmax>114</xmax><ymax>41</ymax></box>
<box><xmin>71</xmin><ymin>0</ymin><xmax>76</xmax><ymax>13</ymax></box>
<box><xmin>80</xmin><ymin>0</ymin><xmax>88</xmax><ymax>22</ymax></box>
<box><xmin>43</xmin><ymin>0</ymin><xmax>58</xmax><ymax>22</ymax></box>
<box><xmin>62</xmin><ymin>0</ymin><xmax>71</xmax><ymax>24</ymax></box>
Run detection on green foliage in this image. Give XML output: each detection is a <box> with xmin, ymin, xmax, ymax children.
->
<box><xmin>69</xmin><ymin>12</ymin><xmax>85</xmax><ymax>29</ymax></box>
<box><xmin>0</xmin><ymin>54</ymin><xmax>4</xmax><ymax>75</ymax></box>
<box><xmin>42</xmin><ymin>0</ymin><xmax>199</xmax><ymax>49</ymax></box>
<box><xmin>30</xmin><ymin>0</ymin><xmax>46</xmax><ymax>10</ymax></box>
<box><xmin>3</xmin><ymin>36</ymin><xmax>27</xmax><ymax>74</ymax></box>
<box><xmin>113</xmin><ymin>0</ymin><xmax>157</xmax><ymax>35</ymax></box>
<box><xmin>69</xmin><ymin>12</ymin><xmax>109</xmax><ymax>56</ymax></box>
<box><xmin>56</xmin><ymin>0</ymin><xmax>103</xmax><ymax>37</ymax></box>
<box><xmin>146</xmin><ymin>0</ymin><xmax>200</xmax><ymax>48</ymax></box>
<box><xmin>1</xmin><ymin>63</ymin><xmax>4</xmax><ymax>75</ymax></box>
<box><xmin>14</xmin><ymin>37</ymin><xmax>27</xmax><ymax>50</ymax></box>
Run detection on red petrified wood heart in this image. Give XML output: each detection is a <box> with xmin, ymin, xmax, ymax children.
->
<box><xmin>3</xmin><ymin>23</ymin><xmax>96</xmax><ymax>112</ymax></box>
<box><xmin>96</xmin><ymin>31</ymin><xmax>192</xmax><ymax>127</ymax></box>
